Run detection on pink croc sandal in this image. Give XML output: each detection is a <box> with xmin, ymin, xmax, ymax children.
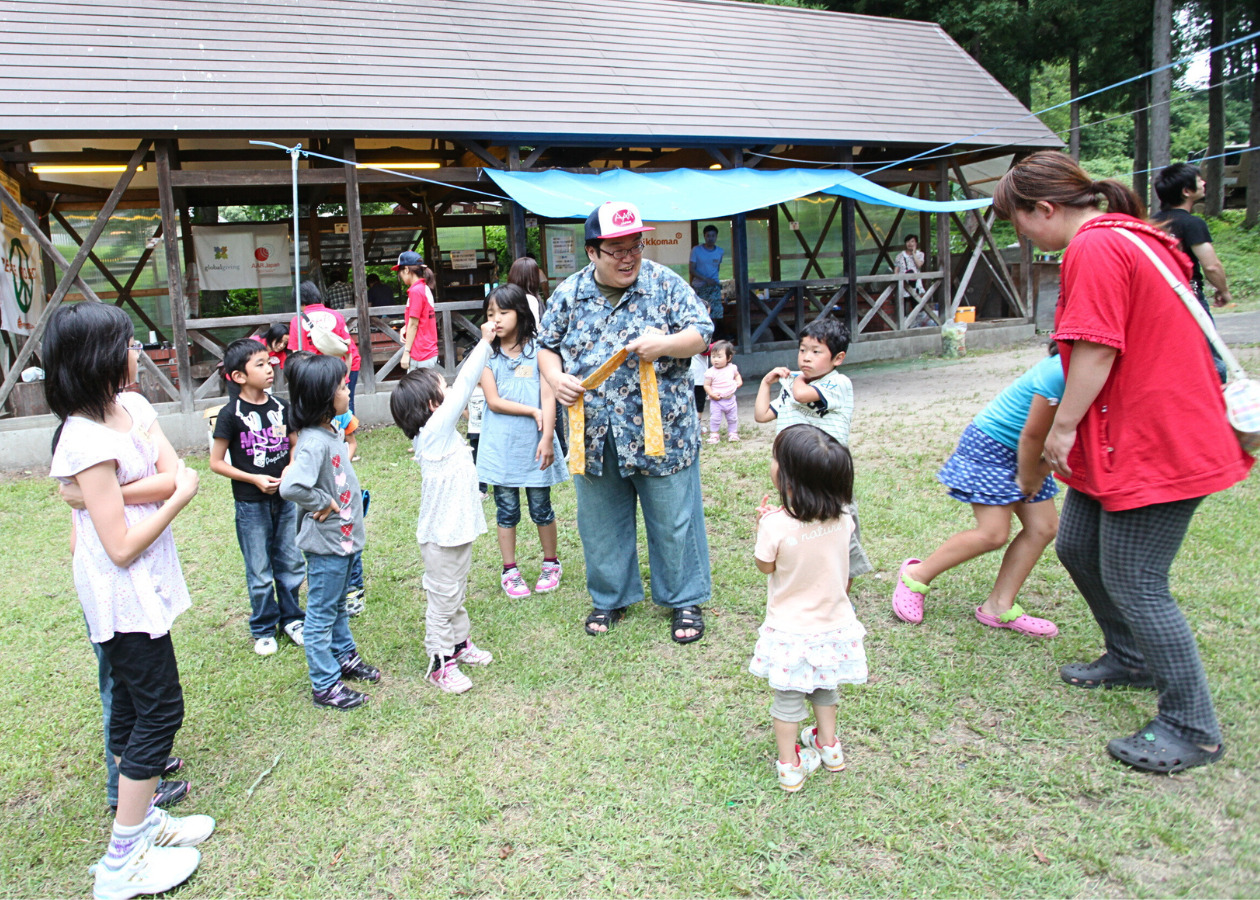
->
<box><xmin>975</xmin><ymin>603</ymin><xmax>1058</xmax><ymax>637</ymax></box>
<box><xmin>892</xmin><ymin>558</ymin><xmax>928</xmax><ymax>624</ymax></box>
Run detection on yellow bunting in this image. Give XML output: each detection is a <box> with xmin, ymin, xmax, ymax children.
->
<box><xmin>567</xmin><ymin>348</ymin><xmax>665</xmax><ymax>474</ymax></box>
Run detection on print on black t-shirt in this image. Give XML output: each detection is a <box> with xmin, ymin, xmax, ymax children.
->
<box><xmin>212</xmin><ymin>395</ymin><xmax>292</xmax><ymax>502</ymax></box>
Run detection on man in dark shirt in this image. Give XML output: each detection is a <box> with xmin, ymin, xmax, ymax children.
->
<box><xmin>366</xmin><ymin>273</ymin><xmax>395</xmax><ymax>307</ymax></box>
<box><xmin>1153</xmin><ymin>163</ymin><xmax>1231</xmax><ymax>382</ymax></box>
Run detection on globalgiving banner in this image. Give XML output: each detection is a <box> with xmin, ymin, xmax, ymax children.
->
<box><xmin>191</xmin><ymin>224</ymin><xmax>291</xmax><ymax>291</ymax></box>
<box><xmin>0</xmin><ymin>224</ymin><xmax>44</xmax><ymax>335</ymax></box>
<box><xmin>641</xmin><ymin>221</ymin><xmax>690</xmax><ymax>267</ymax></box>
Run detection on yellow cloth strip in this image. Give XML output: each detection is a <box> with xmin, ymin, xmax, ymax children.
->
<box><xmin>568</xmin><ymin>348</ymin><xmax>665</xmax><ymax>475</ymax></box>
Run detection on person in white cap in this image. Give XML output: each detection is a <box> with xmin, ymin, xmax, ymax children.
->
<box><xmin>538</xmin><ymin>201</ymin><xmax>714</xmax><ymax>643</ymax></box>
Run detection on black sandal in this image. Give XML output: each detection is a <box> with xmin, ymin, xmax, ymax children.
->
<box><xmin>1060</xmin><ymin>654</ymin><xmax>1156</xmax><ymax>690</ymax></box>
<box><xmin>671</xmin><ymin>606</ymin><xmax>705</xmax><ymax>644</ymax></box>
<box><xmin>584</xmin><ymin>607</ymin><xmax>623</xmax><ymax>636</ymax></box>
<box><xmin>1107</xmin><ymin>721</ymin><xmax>1225</xmax><ymax>774</ymax></box>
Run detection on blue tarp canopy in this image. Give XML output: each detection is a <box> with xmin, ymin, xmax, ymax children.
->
<box><xmin>484</xmin><ymin>167</ymin><xmax>991</xmax><ymax>221</ymax></box>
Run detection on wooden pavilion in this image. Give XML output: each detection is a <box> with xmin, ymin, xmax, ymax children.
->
<box><xmin>0</xmin><ymin>0</ymin><xmax>1060</xmax><ymax>436</ymax></box>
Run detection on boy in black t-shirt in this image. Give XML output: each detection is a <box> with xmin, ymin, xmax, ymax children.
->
<box><xmin>210</xmin><ymin>339</ymin><xmax>307</xmax><ymax>656</ymax></box>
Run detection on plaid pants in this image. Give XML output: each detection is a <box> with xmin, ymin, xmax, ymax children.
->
<box><xmin>1056</xmin><ymin>489</ymin><xmax>1220</xmax><ymax>745</ymax></box>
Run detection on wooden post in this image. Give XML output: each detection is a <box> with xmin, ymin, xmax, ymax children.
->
<box><xmin>155</xmin><ymin>140</ymin><xmax>194</xmax><ymax>412</ymax></box>
<box><xmin>1022</xmin><ymin>237</ymin><xmax>1035</xmax><ymax>326</ymax></box>
<box><xmin>936</xmin><ymin>161</ymin><xmax>952</xmax><ymax>315</ymax></box>
<box><xmin>841</xmin><ymin>197</ymin><xmax>857</xmax><ymax>337</ymax></box>
<box><xmin>342</xmin><ymin>139</ymin><xmax>376</xmax><ymax>393</ymax></box>
<box><xmin>506</xmin><ymin>146</ymin><xmax>528</xmax><ymax>260</ymax></box>
<box><xmin>732</xmin><ymin>212</ymin><xmax>751</xmax><ymax>350</ymax></box>
<box><xmin>0</xmin><ymin>140</ymin><xmax>149</xmax><ymax>411</ymax></box>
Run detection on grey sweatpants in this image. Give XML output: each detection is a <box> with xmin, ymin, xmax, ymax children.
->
<box><xmin>420</xmin><ymin>541</ymin><xmax>472</xmax><ymax>658</ymax></box>
<box><xmin>1056</xmin><ymin>489</ymin><xmax>1219</xmax><ymax>745</ymax></box>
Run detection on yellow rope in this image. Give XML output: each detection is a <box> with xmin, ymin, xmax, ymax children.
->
<box><xmin>568</xmin><ymin>348</ymin><xmax>665</xmax><ymax>474</ymax></box>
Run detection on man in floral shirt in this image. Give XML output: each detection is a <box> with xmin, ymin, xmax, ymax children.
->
<box><xmin>539</xmin><ymin>201</ymin><xmax>714</xmax><ymax>643</ymax></box>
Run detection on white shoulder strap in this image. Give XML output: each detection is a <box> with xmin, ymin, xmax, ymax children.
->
<box><xmin>1108</xmin><ymin>226</ymin><xmax>1245</xmax><ymax>382</ymax></box>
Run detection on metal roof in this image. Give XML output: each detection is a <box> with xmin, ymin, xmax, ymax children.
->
<box><xmin>0</xmin><ymin>0</ymin><xmax>1059</xmax><ymax>150</ymax></box>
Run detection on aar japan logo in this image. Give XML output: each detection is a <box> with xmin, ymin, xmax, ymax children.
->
<box><xmin>255</xmin><ymin>247</ymin><xmax>270</xmax><ymax>262</ymax></box>
<box><xmin>611</xmin><ymin>208</ymin><xmax>636</xmax><ymax>227</ymax></box>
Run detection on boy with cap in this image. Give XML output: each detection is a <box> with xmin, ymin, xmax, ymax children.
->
<box><xmin>396</xmin><ymin>251</ymin><xmax>438</xmax><ymax>370</ymax></box>
<box><xmin>538</xmin><ymin>201</ymin><xmax>714</xmax><ymax>643</ymax></box>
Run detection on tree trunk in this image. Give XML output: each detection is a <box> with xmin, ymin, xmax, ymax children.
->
<box><xmin>1134</xmin><ymin>89</ymin><xmax>1150</xmax><ymax>212</ymax></box>
<box><xmin>1247</xmin><ymin>35</ymin><xmax>1260</xmax><ymax>227</ymax></box>
<box><xmin>1149</xmin><ymin>0</ymin><xmax>1173</xmax><ymax>211</ymax></box>
<box><xmin>1069</xmin><ymin>50</ymin><xmax>1081</xmax><ymax>161</ymax></box>
<box><xmin>1204</xmin><ymin>0</ymin><xmax>1225</xmax><ymax>217</ymax></box>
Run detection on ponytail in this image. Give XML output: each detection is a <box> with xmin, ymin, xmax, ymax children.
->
<box><xmin>994</xmin><ymin>151</ymin><xmax>1145</xmax><ymax>220</ymax></box>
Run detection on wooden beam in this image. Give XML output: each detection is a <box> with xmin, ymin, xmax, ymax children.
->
<box><xmin>522</xmin><ymin>145</ymin><xmax>550</xmax><ymax>169</ymax></box>
<box><xmin>135</xmin><ymin>349</ymin><xmax>181</xmax><ymax>403</ymax></box>
<box><xmin>155</xmin><ymin>140</ymin><xmax>193</xmax><ymax>412</ymax></box>
<box><xmin>506</xmin><ymin>146</ymin><xmax>528</xmax><ymax>260</ymax></box>
<box><xmin>343</xmin><ymin>139</ymin><xmax>376</xmax><ymax>394</ymax></box>
<box><xmin>841</xmin><ymin>198</ymin><xmax>858</xmax><ymax>338</ymax></box>
<box><xmin>936</xmin><ymin>161</ymin><xmax>952</xmax><ymax>318</ymax></box>
<box><xmin>0</xmin><ymin>139</ymin><xmax>149</xmax><ymax>413</ymax></box>
<box><xmin>455</xmin><ymin>140</ymin><xmax>505</xmax><ymax>170</ymax></box>
<box><xmin>168</xmin><ymin>167</ymin><xmax>486</xmax><ymax>189</ymax></box>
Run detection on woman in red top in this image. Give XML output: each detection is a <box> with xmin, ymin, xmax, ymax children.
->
<box><xmin>994</xmin><ymin>151</ymin><xmax>1252</xmax><ymax>774</ymax></box>
<box><xmin>288</xmin><ymin>281</ymin><xmax>361</xmax><ymax>411</ymax></box>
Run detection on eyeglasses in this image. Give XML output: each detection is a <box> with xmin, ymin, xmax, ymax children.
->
<box><xmin>596</xmin><ymin>242</ymin><xmax>645</xmax><ymax>261</ymax></box>
<box><xmin>127</xmin><ymin>339</ymin><xmax>144</xmax><ymax>351</ymax></box>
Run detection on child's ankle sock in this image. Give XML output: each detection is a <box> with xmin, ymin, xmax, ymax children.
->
<box><xmin>105</xmin><ymin>819</ymin><xmax>147</xmax><ymax>866</ymax></box>
<box><xmin>502</xmin><ymin>563</ymin><xmax>518</xmax><ymax>574</ymax></box>
<box><xmin>544</xmin><ymin>557</ymin><xmax>559</xmax><ymax>565</ymax></box>
<box><xmin>452</xmin><ymin>640</ymin><xmax>467</xmax><ymax>655</ymax></box>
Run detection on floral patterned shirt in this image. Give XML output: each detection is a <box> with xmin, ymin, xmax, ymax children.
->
<box><xmin>538</xmin><ymin>258</ymin><xmax>713</xmax><ymax>477</ymax></box>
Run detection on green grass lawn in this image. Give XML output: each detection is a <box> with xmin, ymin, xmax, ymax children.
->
<box><xmin>2</xmin><ymin>363</ymin><xmax>1258</xmax><ymax>898</ymax></box>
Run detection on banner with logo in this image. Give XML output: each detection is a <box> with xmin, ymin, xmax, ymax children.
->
<box><xmin>0</xmin><ymin>224</ymin><xmax>44</xmax><ymax>335</ymax></box>
<box><xmin>191</xmin><ymin>224</ymin><xmax>291</xmax><ymax>291</ymax></box>
<box><xmin>641</xmin><ymin>221</ymin><xmax>691</xmax><ymax>267</ymax></box>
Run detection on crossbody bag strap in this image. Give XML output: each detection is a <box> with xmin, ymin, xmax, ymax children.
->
<box><xmin>1107</xmin><ymin>225</ymin><xmax>1246</xmax><ymax>382</ymax></box>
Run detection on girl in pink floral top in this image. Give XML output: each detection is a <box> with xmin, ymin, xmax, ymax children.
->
<box><xmin>45</xmin><ymin>303</ymin><xmax>213</xmax><ymax>900</ymax></box>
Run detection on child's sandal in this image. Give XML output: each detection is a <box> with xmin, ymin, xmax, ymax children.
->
<box><xmin>891</xmin><ymin>558</ymin><xmax>928</xmax><ymax>624</ymax></box>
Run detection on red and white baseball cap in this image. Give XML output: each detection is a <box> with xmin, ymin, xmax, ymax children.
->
<box><xmin>584</xmin><ymin>201</ymin><xmax>655</xmax><ymax>241</ymax></box>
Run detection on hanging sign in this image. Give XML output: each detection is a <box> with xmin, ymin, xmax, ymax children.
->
<box><xmin>641</xmin><ymin>221</ymin><xmax>690</xmax><ymax>267</ymax></box>
<box><xmin>547</xmin><ymin>229</ymin><xmax>579</xmax><ymax>277</ymax></box>
<box><xmin>0</xmin><ymin>223</ymin><xmax>44</xmax><ymax>335</ymax></box>
<box><xmin>191</xmin><ymin>224</ymin><xmax>291</xmax><ymax>291</ymax></box>
<box><xmin>450</xmin><ymin>249</ymin><xmax>478</xmax><ymax>270</ymax></box>
<box><xmin>0</xmin><ymin>170</ymin><xmax>20</xmax><ymax>232</ymax></box>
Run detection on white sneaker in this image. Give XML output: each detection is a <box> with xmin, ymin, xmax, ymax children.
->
<box><xmin>426</xmin><ymin>658</ymin><xmax>473</xmax><ymax>694</ymax></box>
<box><xmin>452</xmin><ymin>640</ymin><xmax>493</xmax><ymax>666</ymax></box>
<box><xmin>142</xmin><ymin>806</ymin><xmax>216</xmax><ymax>848</ymax></box>
<box><xmin>90</xmin><ymin>836</ymin><xmax>200</xmax><ymax>900</ymax></box>
<box><xmin>282</xmin><ymin>619</ymin><xmax>305</xmax><ymax>647</ymax></box>
<box><xmin>775</xmin><ymin>744</ymin><xmax>821</xmax><ymax>792</ymax></box>
<box><xmin>253</xmin><ymin>637</ymin><xmax>277</xmax><ymax>657</ymax></box>
<box><xmin>500</xmin><ymin>568</ymin><xmax>531</xmax><ymax>599</ymax></box>
<box><xmin>344</xmin><ymin>588</ymin><xmax>366</xmax><ymax>617</ymax></box>
<box><xmin>801</xmin><ymin>725</ymin><xmax>846</xmax><ymax>772</ymax></box>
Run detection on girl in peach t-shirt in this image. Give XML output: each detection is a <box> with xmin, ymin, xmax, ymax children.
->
<box><xmin>750</xmin><ymin>424</ymin><xmax>868</xmax><ymax>792</ymax></box>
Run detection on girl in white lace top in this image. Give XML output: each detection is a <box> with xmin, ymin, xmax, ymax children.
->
<box><xmin>389</xmin><ymin>320</ymin><xmax>498</xmax><ymax>694</ymax></box>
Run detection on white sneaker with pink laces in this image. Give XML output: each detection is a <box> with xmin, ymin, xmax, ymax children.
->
<box><xmin>501</xmin><ymin>567</ymin><xmax>531</xmax><ymax>598</ymax></box>
<box><xmin>535</xmin><ymin>560</ymin><xmax>563</xmax><ymax>593</ymax></box>
<box><xmin>452</xmin><ymin>640</ymin><xmax>493</xmax><ymax>666</ymax></box>
<box><xmin>801</xmin><ymin>725</ymin><xmax>846</xmax><ymax>772</ymax></box>
<box><xmin>426</xmin><ymin>658</ymin><xmax>473</xmax><ymax>694</ymax></box>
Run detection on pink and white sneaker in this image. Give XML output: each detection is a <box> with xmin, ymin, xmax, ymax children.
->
<box><xmin>801</xmin><ymin>725</ymin><xmax>846</xmax><ymax>772</ymax></box>
<box><xmin>427</xmin><ymin>658</ymin><xmax>473</xmax><ymax>694</ymax></box>
<box><xmin>535</xmin><ymin>560</ymin><xmax>563</xmax><ymax>593</ymax></box>
<box><xmin>452</xmin><ymin>639</ymin><xmax>493</xmax><ymax>666</ymax></box>
<box><xmin>501</xmin><ymin>567</ymin><xmax>531</xmax><ymax>599</ymax></box>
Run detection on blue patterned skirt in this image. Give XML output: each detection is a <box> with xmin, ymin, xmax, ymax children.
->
<box><xmin>937</xmin><ymin>423</ymin><xmax>1057</xmax><ymax>506</ymax></box>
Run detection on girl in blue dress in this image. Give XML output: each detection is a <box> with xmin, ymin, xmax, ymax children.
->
<box><xmin>476</xmin><ymin>285</ymin><xmax>570</xmax><ymax>598</ymax></box>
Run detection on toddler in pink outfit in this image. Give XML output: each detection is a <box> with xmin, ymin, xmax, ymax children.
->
<box><xmin>704</xmin><ymin>340</ymin><xmax>743</xmax><ymax>442</ymax></box>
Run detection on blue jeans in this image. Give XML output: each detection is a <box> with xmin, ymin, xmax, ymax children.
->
<box><xmin>348</xmin><ymin>368</ymin><xmax>359</xmax><ymax>414</ymax></box>
<box><xmin>303</xmin><ymin>552</ymin><xmax>357</xmax><ymax>691</ymax></box>
<box><xmin>90</xmin><ymin>633</ymin><xmax>119</xmax><ymax>807</ymax></box>
<box><xmin>348</xmin><ymin>552</ymin><xmax>364</xmax><ymax>593</ymax></box>
<box><xmin>573</xmin><ymin>434</ymin><xmax>711</xmax><ymax>611</ymax></box>
<box><xmin>493</xmin><ymin>485</ymin><xmax>556</xmax><ymax>529</ymax></box>
<box><xmin>234</xmin><ymin>497</ymin><xmax>306</xmax><ymax>638</ymax></box>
